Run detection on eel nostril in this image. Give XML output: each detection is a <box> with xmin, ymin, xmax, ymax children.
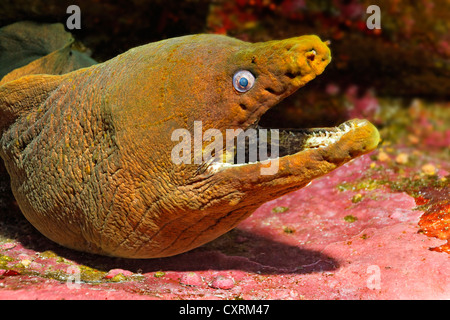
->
<box><xmin>239</xmin><ymin>103</ymin><xmax>247</xmax><ymax>110</ymax></box>
<box><xmin>306</xmin><ymin>49</ymin><xmax>316</xmax><ymax>61</ymax></box>
<box><xmin>265</xmin><ymin>87</ymin><xmax>276</xmax><ymax>94</ymax></box>
<box><xmin>285</xmin><ymin>72</ymin><xmax>297</xmax><ymax>79</ymax></box>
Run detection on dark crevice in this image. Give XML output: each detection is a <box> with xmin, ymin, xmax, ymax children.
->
<box><xmin>265</xmin><ymin>87</ymin><xmax>276</xmax><ymax>94</ymax></box>
<box><xmin>285</xmin><ymin>72</ymin><xmax>297</xmax><ymax>79</ymax></box>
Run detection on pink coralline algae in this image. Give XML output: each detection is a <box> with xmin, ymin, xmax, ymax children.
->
<box><xmin>210</xmin><ymin>276</ymin><xmax>235</xmax><ymax>290</ymax></box>
<box><xmin>344</xmin><ymin>85</ymin><xmax>380</xmax><ymax>120</ymax></box>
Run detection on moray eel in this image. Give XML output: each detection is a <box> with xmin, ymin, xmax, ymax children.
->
<box><xmin>0</xmin><ymin>22</ymin><xmax>380</xmax><ymax>258</ymax></box>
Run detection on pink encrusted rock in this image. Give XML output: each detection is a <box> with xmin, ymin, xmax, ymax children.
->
<box><xmin>0</xmin><ymin>242</ymin><xmax>16</xmax><ymax>251</ymax></box>
<box><xmin>104</xmin><ymin>268</ymin><xmax>133</xmax><ymax>279</ymax></box>
<box><xmin>179</xmin><ymin>272</ymin><xmax>203</xmax><ymax>287</ymax></box>
<box><xmin>210</xmin><ymin>275</ymin><xmax>235</xmax><ymax>290</ymax></box>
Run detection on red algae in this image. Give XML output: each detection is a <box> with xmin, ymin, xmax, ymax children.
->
<box><xmin>417</xmin><ymin>185</ymin><xmax>450</xmax><ymax>253</ymax></box>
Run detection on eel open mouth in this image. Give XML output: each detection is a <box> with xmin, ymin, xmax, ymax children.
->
<box><xmin>223</xmin><ymin>118</ymin><xmax>380</xmax><ymax>167</ymax></box>
<box><xmin>202</xmin><ymin>116</ymin><xmax>379</xmax><ymax>179</ymax></box>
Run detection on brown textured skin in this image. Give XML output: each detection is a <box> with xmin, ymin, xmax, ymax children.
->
<box><xmin>0</xmin><ymin>22</ymin><xmax>97</xmax><ymax>217</ymax></box>
<box><xmin>0</xmin><ymin>32</ymin><xmax>379</xmax><ymax>258</ymax></box>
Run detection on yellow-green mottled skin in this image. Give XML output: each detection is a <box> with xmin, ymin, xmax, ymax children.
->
<box><xmin>0</xmin><ymin>23</ymin><xmax>379</xmax><ymax>258</ymax></box>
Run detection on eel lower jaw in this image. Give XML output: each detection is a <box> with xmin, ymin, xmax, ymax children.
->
<box><xmin>274</xmin><ymin>119</ymin><xmax>379</xmax><ymax>158</ymax></box>
<box><xmin>207</xmin><ymin>118</ymin><xmax>380</xmax><ymax>176</ymax></box>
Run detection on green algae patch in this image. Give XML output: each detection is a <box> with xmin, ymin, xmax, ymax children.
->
<box><xmin>154</xmin><ymin>271</ymin><xmax>166</xmax><ymax>278</ymax></box>
<box><xmin>0</xmin><ymin>254</ymin><xmax>13</xmax><ymax>269</ymax></box>
<box><xmin>337</xmin><ymin>179</ymin><xmax>380</xmax><ymax>192</ymax></box>
<box><xmin>0</xmin><ymin>254</ymin><xmax>14</xmax><ymax>263</ymax></box>
<box><xmin>351</xmin><ymin>194</ymin><xmax>363</xmax><ymax>203</ymax></box>
<box><xmin>39</xmin><ymin>250</ymin><xmax>59</xmax><ymax>259</ymax></box>
<box><xmin>77</xmin><ymin>265</ymin><xmax>107</xmax><ymax>282</ymax></box>
<box><xmin>337</xmin><ymin>143</ymin><xmax>447</xmax><ymax>200</ymax></box>
<box><xmin>272</xmin><ymin>206</ymin><xmax>289</xmax><ymax>213</ymax></box>
<box><xmin>283</xmin><ymin>226</ymin><xmax>296</xmax><ymax>234</ymax></box>
<box><xmin>388</xmin><ymin>175</ymin><xmax>447</xmax><ymax>198</ymax></box>
<box><xmin>344</xmin><ymin>215</ymin><xmax>358</xmax><ymax>223</ymax></box>
<box><xmin>41</xmin><ymin>264</ymin><xmax>106</xmax><ymax>284</ymax></box>
<box><xmin>109</xmin><ymin>273</ymin><xmax>127</xmax><ymax>282</ymax></box>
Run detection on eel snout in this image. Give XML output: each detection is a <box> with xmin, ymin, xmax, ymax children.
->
<box><xmin>265</xmin><ymin>35</ymin><xmax>332</xmax><ymax>90</ymax></box>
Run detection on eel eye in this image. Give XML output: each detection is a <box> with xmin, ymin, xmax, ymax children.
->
<box><xmin>233</xmin><ymin>70</ymin><xmax>255</xmax><ymax>93</ymax></box>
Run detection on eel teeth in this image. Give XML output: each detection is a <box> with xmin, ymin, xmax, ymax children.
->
<box><xmin>303</xmin><ymin>125</ymin><xmax>348</xmax><ymax>149</ymax></box>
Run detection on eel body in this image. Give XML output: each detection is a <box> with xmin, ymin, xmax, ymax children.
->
<box><xmin>0</xmin><ymin>22</ymin><xmax>379</xmax><ymax>258</ymax></box>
